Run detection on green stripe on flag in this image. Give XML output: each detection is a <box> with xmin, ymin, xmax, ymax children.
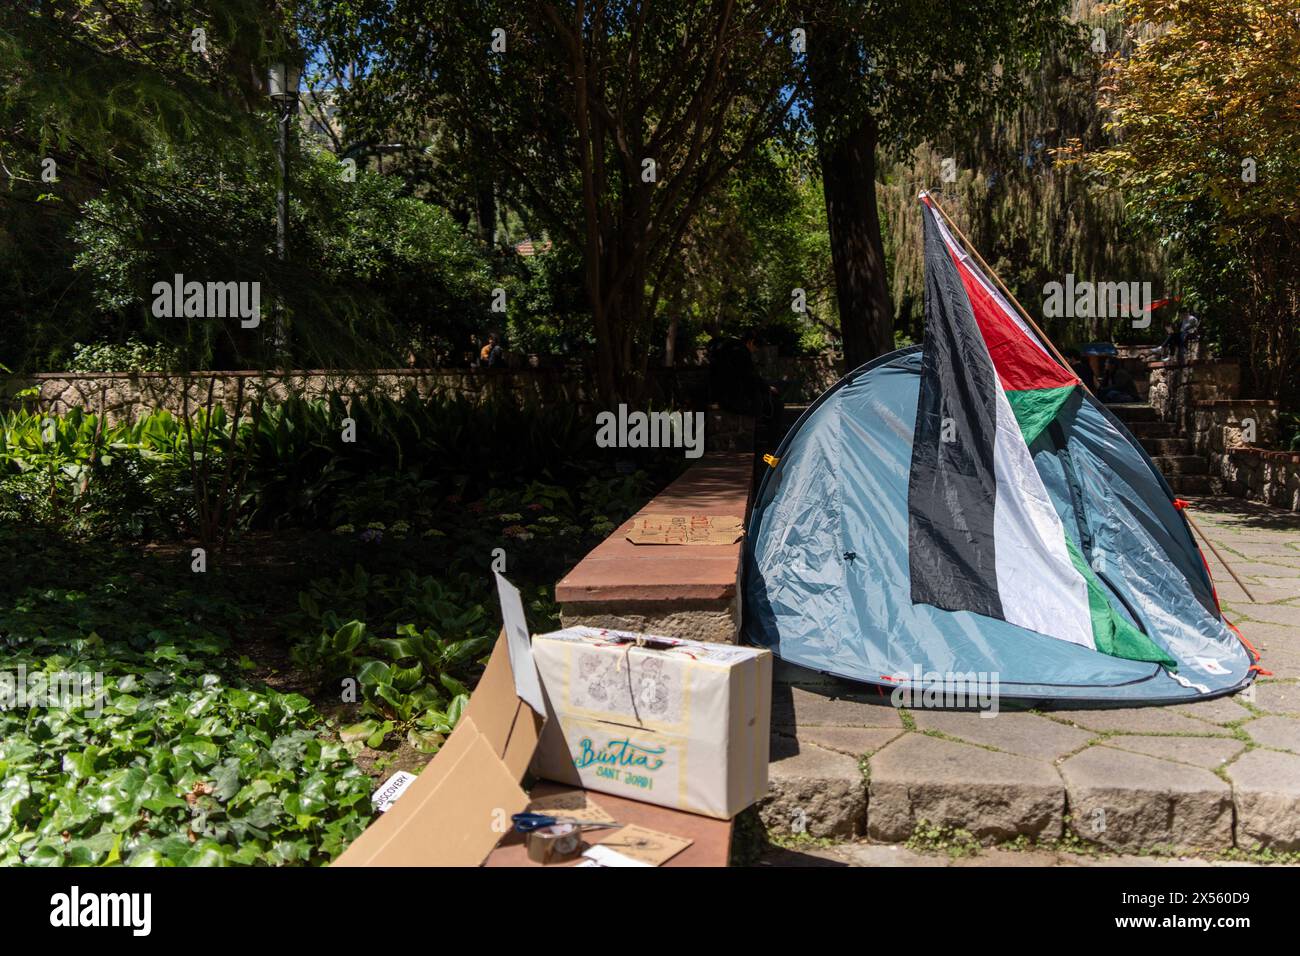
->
<box><xmin>1005</xmin><ymin>385</ymin><xmax>1076</xmax><ymax>445</ymax></box>
<box><xmin>1063</xmin><ymin>536</ymin><xmax>1176</xmax><ymax>667</ymax></box>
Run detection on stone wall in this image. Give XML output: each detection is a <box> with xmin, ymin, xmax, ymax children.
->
<box><xmin>4</xmin><ymin>354</ymin><xmax>840</xmax><ymax>424</ymax></box>
<box><xmin>1192</xmin><ymin>399</ymin><xmax>1280</xmax><ymax>462</ymax></box>
<box><xmin>1220</xmin><ymin>447</ymin><xmax>1300</xmax><ymax>511</ymax></box>
<box><xmin>1147</xmin><ymin>359</ymin><xmax>1241</xmax><ymax>434</ymax></box>
<box><xmin>1142</xmin><ymin>359</ymin><xmax>1297</xmax><ymax>510</ymax></box>
<box><xmin>5</xmin><ymin>368</ymin><xmax>598</xmax><ymax>424</ymax></box>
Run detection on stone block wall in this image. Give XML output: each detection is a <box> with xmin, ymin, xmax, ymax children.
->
<box><xmin>4</xmin><ymin>355</ymin><xmax>840</xmax><ymax>424</ymax></box>
<box><xmin>1220</xmin><ymin>448</ymin><xmax>1300</xmax><ymax>511</ymax></box>
<box><xmin>1147</xmin><ymin>360</ymin><xmax>1241</xmax><ymax>434</ymax></box>
<box><xmin>6</xmin><ymin>368</ymin><xmax>596</xmax><ymax>424</ymax></box>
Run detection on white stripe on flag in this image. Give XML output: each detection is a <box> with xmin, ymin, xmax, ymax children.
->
<box><xmin>991</xmin><ymin>389</ymin><xmax>1095</xmax><ymax>649</ymax></box>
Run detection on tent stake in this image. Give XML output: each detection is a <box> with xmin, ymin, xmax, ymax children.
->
<box><xmin>921</xmin><ymin>190</ymin><xmax>1258</xmax><ymax>607</ymax></box>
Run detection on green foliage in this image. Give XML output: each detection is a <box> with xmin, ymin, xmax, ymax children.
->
<box><xmin>905</xmin><ymin>818</ymin><xmax>981</xmax><ymax>859</ymax></box>
<box><xmin>66</xmin><ymin>339</ymin><xmax>183</xmax><ymax>373</ymax></box>
<box><xmin>292</xmin><ymin>568</ymin><xmax>494</xmax><ymax>753</ymax></box>
<box><xmin>1078</xmin><ymin>0</ymin><xmax>1300</xmax><ymax>405</ymax></box>
<box><xmin>67</xmin><ymin>145</ymin><xmax>495</xmax><ymax>370</ymax></box>
<box><xmin>0</xmin><ymin>391</ymin><xmax>674</xmax><ymax>542</ymax></box>
<box><xmin>0</xmin><ymin>1</ymin><xmax>288</xmax><ymax>372</ymax></box>
<box><xmin>0</xmin><ymin>529</ymin><xmax>371</xmax><ymax>866</ymax></box>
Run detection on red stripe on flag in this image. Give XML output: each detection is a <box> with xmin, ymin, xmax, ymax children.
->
<box><xmin>941</xmin><ymin>243</ymin><xmax>1078</xmax><ymax>393</ymax></box>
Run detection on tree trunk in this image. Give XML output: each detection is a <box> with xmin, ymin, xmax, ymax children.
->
<box><xmin>808</xmin><ymin>30</ymin><xmax>895</xmax><ymax>370</ymax></box>
<box><xmin>475</xmin><ymin>181</ymin><xmax>496</xmax><ymax>245</ymax></box>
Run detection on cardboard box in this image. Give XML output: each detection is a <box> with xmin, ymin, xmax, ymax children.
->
<box><xmin>530</xmin><ymin>627</ymin><xmax>772</xmax><ymax>819</ymax></box>
<box><xmin>332</xmin><ymin>631</ymin><xmax>543</xmax><ymax>867</ymax></box>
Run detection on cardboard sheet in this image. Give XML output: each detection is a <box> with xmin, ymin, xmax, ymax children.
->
<box><xmin>332</xmin><ymin>632</ymin><xmax>542</xmax><ymax>867</ymax></box>
<box><xmin>525</xmin><ymin>791</ymin><xmax>616</xmax><ymax>825</ymax></box>
<box><xmin>591</xmin><ymin>824</ymin><xmax>692</xmax><ymax>866</ymax></box>
<box><xmin>625</xmin><ymin>513</ymin><xmax>744</xmax><ymax>545</ymax></box>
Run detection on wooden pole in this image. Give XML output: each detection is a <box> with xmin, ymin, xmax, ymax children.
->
<box><xmin>1182</xmin><ymin>510</ymin><xmax>1257</xmax><ymax>603</ymax></box>
<box><xmin>920</xmin><ymin>190</ymin><xmax>1258</xmax><ymax>605</ymax></box>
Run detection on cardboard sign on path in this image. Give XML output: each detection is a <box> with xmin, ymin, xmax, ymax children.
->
<box><xmin>625</xmin><ymin>513</ymin><xmax>744</xmax><ymax>546</ymax></box>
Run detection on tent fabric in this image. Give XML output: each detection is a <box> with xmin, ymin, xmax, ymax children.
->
<box><xmin>744</xmin><ymin>346</ymin><xmax>1255</xmax><ymax>704</ymax></box>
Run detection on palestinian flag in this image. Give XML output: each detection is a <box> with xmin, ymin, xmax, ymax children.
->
<box><xmin>907</xmin><ymin>194</ymin><xmax>1173</xmax><ymax>666</ymax></box>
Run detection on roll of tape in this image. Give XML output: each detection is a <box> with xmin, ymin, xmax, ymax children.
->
<box><xmin>525</xmin><ymin>823</ymin><xmax>582</xmax><ymax>864</ymax></box>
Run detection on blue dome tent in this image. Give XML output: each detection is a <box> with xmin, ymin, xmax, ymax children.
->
<box><xmin>743</xmin><ymin>195</ymin><xmax>1259</xmax><ymax>705</ymax></box>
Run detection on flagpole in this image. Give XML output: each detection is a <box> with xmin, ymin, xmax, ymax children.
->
<box><xmin>919</xmin><ymin>190</ymin><xmax>1257</xmax><ymax>607</ymax></box>
<box><xmin>921</xmin><ymin>190</ymin><xmax>1085</xmax><ymax>390</ymax></box>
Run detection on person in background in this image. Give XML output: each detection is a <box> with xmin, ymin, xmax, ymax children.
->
<box><xmin>480</xmin><ymin>332</ymin><xmax>504</xmax><ymax>368</ymax></box>
<box><xmin>1097</xmin><ymin>357</ymin><xmax>1139</xmax><ymax>404</ymax></box>
<box><xmin>1149</xmin><ymin>320</ymin><xmax>1182</xmax><ymax>362</ymax></box>
<box><xmin>1177</xmin><ymin>312</ymin><xmax>1201</xmax><ymax>362</ymax></box>
<box><xmin>1065</xmin><ymin>349</ymin><xmax>1095</xmax><ymax>392</ymax></box>
<box><xmin>708</xmin><ymin>330</ymin><xmax>784</xmax><ymax>444</ymax></box>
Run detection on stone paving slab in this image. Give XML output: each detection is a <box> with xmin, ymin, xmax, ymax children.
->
<box><xmin>1226</xmin><ymin>750</ymin><xmax>1300</xmax><ymax>851</ymax></box>
<box><xmin>910</xmin><ymin>710</ymin><xmax>1095</xmax><ymax>760</ymax></box>
<box><xmin>1240</xmin><ymin>715</ymin><xmax>1300</xmax><ymax>752</ymax></box>
<box><xmin>761</xmin><ymin>497</ymin><xmax>1300</xmax><ymax>855</ymax></box>
<box><xmin>1102</xmin><ymin>735</ymin><xmax>1244</xmax><ymax>770</ymax></box>
<box><xmin>868</xmin><ymin>734</ymin><xmax>1064</xmax><ymax>844</ymax></box>
<box><xmin>1225</xmin><ymin>622</ymin><xmax>1300</xmax><ymax>679</ymax></box>
<box><xmin>1223</xmin><ymin>602</ymin><xmax>1300</xmax><ymax>628</ymax></box>
<box><xmin>780</xmin><ymin>726</ymin><xmax>904</xmax><ymax>757</ymax></box>
<box><xmin>761</xmin><ymin>735</ymin><xmax>866</xmax><ymax>838</ymax></box>
<box><xmin>1170</xmin><ymin>695</ymin><xmax>1255</xmax><ymax>725</ymax></box>
<box><xmin>1252</xmin><ymin>681</ymin><xmax>1300</xmax><ymax>715</ymax></box>
<box><xmin>1059</xmin><ymin>747</ymin><xmax>1233</xmax><ymax>852</ymax></box>
<box><xmin>772</xmin><ymin>684</ymin><xmax>904</xmax><ymax>729</ymax></box>
<box><xmin>1059</xmin><ymin>707</ymin><xmax>1229</xmax><ymax>737</ymax></box>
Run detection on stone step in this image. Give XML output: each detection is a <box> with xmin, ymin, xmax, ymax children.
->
<box><xmin>1168</xmin><ymin>473</ymin><xmax>1213</xmax><ymax>496</ymax></box>
<box><xmin>1141</xmin><ymin>437</ymin><xmax>1193</xmax><ymax>457</ymax></box>
<box><xmin>1124</xmin><ymin>420</ymin><xmax>1177</xmax><ymax>439</ymax></box>
<box><xmin>759</xmin><ymin>678</ymin><xmax>1300</xmax><ymax>854</ymax></box>
<box><xmin>1106</xmin><ymin>402</ymin><xmax>1159</xmax><ymax>422</ymax></box>
<box><xmin>1152</xmin><ymin>454</ymin><xmax>1209</xmax><ymax>475</ymax></box>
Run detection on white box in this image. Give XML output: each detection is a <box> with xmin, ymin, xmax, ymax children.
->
<box><xmin>530</xmin><ymin>627</ymin><xmax>772</xmax><ymax>819</ymax></box>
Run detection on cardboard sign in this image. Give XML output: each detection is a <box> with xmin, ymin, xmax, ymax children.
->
<box><xmin>592</xmin><ymin>824</ymin><xmax>692</xmax><ymax>867</ymax></box>
<box><xmin>625</xmin><ymin>514</ymin><xmax>744</xmax><ymax>546</ymax></box>
<box><xmin>525</xmin><ymin>791</ymin><xmax>616</xmax><ymax>825</ymax></box>
<box><xmin>578</xmin><ymin>845</ymin><xmax>650</xmax><ymax>867</ymax></box>
<box><xmin>494</xmin><ymin>572</ymin><xmax>546</xmax><ymax>713</ymax></box>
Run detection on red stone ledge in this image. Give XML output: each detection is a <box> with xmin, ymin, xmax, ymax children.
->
<box><xmin>1195</xmin><ymin>399</ymin><xmax>1279</xmax><ymax>407</ymax></box>
<box><xmin>1146</xmin><ymin>359</ymin><xmax>1238</xmax><ymax>369</ymax></box>
<box><xmin>556</xmin><ymin>452</ymin><xmax>753</xmax><ymax>605</ymax></box>
<box><xmin>1230</xmin><ymin>446</ymin><xmax>1300</xmax><ymax>464</ymax></box>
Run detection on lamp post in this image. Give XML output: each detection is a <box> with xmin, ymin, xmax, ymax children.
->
<box><xmin>267</xmin><ymin>58</ymin><xmax>301</xmax><ymax>357</ymax></box>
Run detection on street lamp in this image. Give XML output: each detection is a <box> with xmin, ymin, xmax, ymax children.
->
<box><xmin>267</xmin><ymin>58</ymin><xmax>301</xmax><ymax>358</ymax></box>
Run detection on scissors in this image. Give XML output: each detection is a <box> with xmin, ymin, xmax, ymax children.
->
<box><xmin>511</xmin><ymin>812</ymin><xmax>621</xmax><ymax>833</ymax></box>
